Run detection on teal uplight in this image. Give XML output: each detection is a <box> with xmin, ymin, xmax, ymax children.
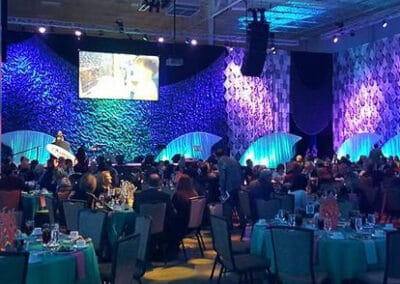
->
<box><xmin>238</xmin><ymin>1</ymin><xmax>325</xmax><ymax>31</ymax></box>
<box><xmin>2</xmin><ymin>130</ymin><xmax>55</xmax><ymax>164</ymax></box>
<box><xmin>239</xmin><ymin>133</ymin><xmax>302</xmax><ymax>168</ymax></box>
<box><xmin>382</xmin><ymin>134</ymin><xmax>400</xmax><ymax>158</ymax></box>
<box><xmin>156</xmin><ymin>132</ymin><xmax>222</xmax><ymax>162</ymax></box>
<box><xmin>336</xmin><ymin>133</ymin><xmax>381</xmax><ymax>162</ymax></box>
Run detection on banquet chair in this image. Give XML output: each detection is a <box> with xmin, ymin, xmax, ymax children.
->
<box><xmin>63</xmin><ymin>199</ymin><xmax>86</xmax><ymax>231</ymax></box>
<box><xmin>208</xmin><ymin>202</ymin><xmax>223</xmax><ymax>217</ymax></box>
<box><xmin>255</xmin><ymin>199</ymin><xmax>280</xmax><ymax>220</ymax></box>
<box><xmin>0</xmin><ymin>251</ymin><xmax>29</xmax><ymax>284</ymax></box>
<box><xmin>357</xmin><ymin>230</ymin><xmax>400</xmax><ymax>284</ymax></box>
<box><xmin>209</xmin><ymin>215</ymin><xmax>271</xmax><ymax>284</ymax></box>
<box><xmin>238</xmin><ymin>189</ymin><xmax>253</xmax><ymax>241</ymax></box>
<box><xmin>0</xmin><ymin>190</ymin><xmax>21</xmax><ymax>210</ymax></box>
<box><xmin>270</xmin><ymin>226</ymin><xmax>328</xmax><ymax>284</ymax></box>
<box><xmin>78</xmin><ymin>209</ymin><xmax>107</xmax><ymax>254</ymax></box>
<box><xmin>181</xmin><ymin>196</ymin><xmax>207</xmax><ymax>260</ymax></box>
<box><xmin>139</xmin><ymin>202</ymin><xmax>167</xmax><ymax>264</ymax></box>
<box><xmin>274</xmin><ymin>194</ymin><xmax>295</xmax><ymax>213</ymax></box>
<box><xmin>100</xmin><ymin>233</ymin><xmax>141</xmax><ymax>284</ymax></box>
<box><xmin>133</xmin><ymin>215</ymin><xmax>152</xmax><ymax>283</ymax></box>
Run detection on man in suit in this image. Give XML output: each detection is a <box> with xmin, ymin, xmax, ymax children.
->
<box><xmin>133</xmin><ymin>173</ymin><xmax>179</xmax><ymax>260</ymax></box>
<box><xmin>216</xmin><ymin>148</ymin><xmax>244</xmax><ymax>228</ymax></box>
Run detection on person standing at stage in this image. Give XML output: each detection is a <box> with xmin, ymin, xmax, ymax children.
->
<box><xmin>216</xmin><ymin>148</ymin><xmax>243</xmax><ymax>228</ymax></box>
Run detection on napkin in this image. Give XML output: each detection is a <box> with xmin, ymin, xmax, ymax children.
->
<box><xmin>362</xmin><ymin>239</ymin><xmax>378</xmax><ymax>265</ymax></box>
<box><xmin>73</xmin><ymin>251</ymin><xmax>86</xmax><ymax>280</ymax></box>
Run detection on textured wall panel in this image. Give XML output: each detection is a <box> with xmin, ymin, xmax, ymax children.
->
<box><xmin>333</xmin><ymin>34</ymin><xmax>400</xmax><ymax>150</ymax></box>
<box><xmin>224</xmin><ymin>48</ymin><xmax>291</xmax><ymax>157</ymax></box>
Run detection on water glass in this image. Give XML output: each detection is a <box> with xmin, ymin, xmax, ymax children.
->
<box><xmin>25</xmin><ymin>220</ymin><xmax>35</xmax><ymax>235</ymax></box>
<box><xmin>367</xmin><ymin>214</ymin><xmax>376</xmax><ymax>227</ymax></box>
<box><xmin>306</xmin><ymin>203</ymin><xmax>315</xmax><ymax>215</ymax></box>
<box><xmin>324</xmin><ymin>218</ymin><xmax>332</xmax><ymax>232</ymax></box>
<box><xmin>289</xmin><ymin>214</ymin><xmax>296</xmax><ymax>226</ymax></box>
<box><xmin>277</xmin><ymin>209</ymin><xmax>285</xmax><ymax>222</ymax></box>
<box><xmin>355</xmin><ymin>217</ymin><xmax>363</xmax><ymax>232</ymax></box>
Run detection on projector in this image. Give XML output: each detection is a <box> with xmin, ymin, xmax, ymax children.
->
<box><xmin>166</xmin><ymin>57</ymin><xmax>184</xmax><ymax>67</ymax></box>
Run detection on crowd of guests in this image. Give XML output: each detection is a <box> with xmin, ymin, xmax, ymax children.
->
<box><xmin>1</xmin><ymin>143</ymin><xmax>400</xmax><ymax>259</ymax></box>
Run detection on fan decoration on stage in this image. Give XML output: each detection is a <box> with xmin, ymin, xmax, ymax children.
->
<box><xmin>45</xmin><ymin>131</ymin><xmax>77</xmax><ymax>163</ymax></box>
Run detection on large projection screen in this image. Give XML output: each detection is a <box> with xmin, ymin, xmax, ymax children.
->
<box><xmin>79</xmin><ymin>51</ymin><xmax>159</xmax><ymax>101</ymax></box>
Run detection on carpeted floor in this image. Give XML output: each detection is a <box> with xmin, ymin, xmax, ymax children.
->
<box><xmin>141</xmin><ymin>229</ymin><xmax>266</xmax><ymax>283</ymax></box>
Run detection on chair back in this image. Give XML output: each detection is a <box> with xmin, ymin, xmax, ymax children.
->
<box><xmin>385</xmin><ymin>230</ymin><xmax>400</xmax><ymax>280</ymax></box>
<box><xmin>209</xmin><ymin>215</ymin><xmax>235</xmax><ymax>271</ymax></box>
<box><xmin>256</xmin><ymin>198</ymin><xmax>280</xmax><ymax>220</ymax></box>
<box><xmin>45</xmin><ymin>196</ymin><xmax>55</xmax><ymax>225</ymax></box>
<box><xmin>187</xmin><ymin>196</ymin><xmax>206</xmax><ymax>229</ymax></box>
<box><xmin>78</xmin><ymin>209</ymin><xmax>107</xmax><ymax>252</ymax></box>
<box><xmin>134</xmin><ymin>215</ymin><xmax>152</xmax><ymax>263</ymax></box>
<box><xmin>139</xmin><ymin>203</ymin><xmax>166</xmax><ymax>235</ymax></box>
<box><xmin>208</xmin><ymin>202</ymin><xmax>223</xmax><ymax>217</ymax></box>
<box><xmin>63</xmin><ymin>200</ymin><xmax>86</xmax><ymax>231</ymax></box>
<box><xmin>270</xmin><ymin>226</ymin><xmax>315</xmax><ymax>282</ymax></box>
<box><xmin>274</xmin><ymin>194</ymin><xmax>295</xmax><ymax>213</ymax></box>
<box><xmin>0</xmin><ymin>251</ymin><xmax>29</xmax><ymax>284</ymax></box>
<box><xmin>0</xmin><ymin>190</ymin><xmax>20</xmax><ymax>210</ymax></box>
<box><xmin>238</xmin><ymin>190</ymin><xmax>252</xmax><ymax>218</ymax></box>
<box><xmin>112</xmin><ymin>234</ymin><xmax>140</xmax><ymax>284</ymax></box>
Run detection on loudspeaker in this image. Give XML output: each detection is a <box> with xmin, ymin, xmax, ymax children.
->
<box><xmin>1</xmin><ymin>0</ymin><xmax>7</xmax><ymax>62</ymax></box>
<box><xmin>241</xmin><ymin>21</ymin><xmax>269</xmax><ymax>77</ymax></box>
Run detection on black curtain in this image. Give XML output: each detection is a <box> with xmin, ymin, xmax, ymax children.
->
<box><xmin>290</xmin><ymin>51</ymin><xmax>333</xmax><ymax>158</ymax></box>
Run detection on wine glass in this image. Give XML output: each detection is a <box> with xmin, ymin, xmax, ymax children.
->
<box><xmin>355</xmin><ymin>217</ymin><xmax>363</xmax><ymax>232</ymax></box>
<box><xmin>289</xmin><ymin>214</ymin><xmax>296</xmax><ymax>226</ymax></box>
<box><xmin>25</xmin><ymin>220</ymin><xmax>35</xmax><ymax>235</ymax></box>
<box><xmin>367</xmin><ymin>214</ymin><xmax>376</xmax><ymax>227</ymax></box>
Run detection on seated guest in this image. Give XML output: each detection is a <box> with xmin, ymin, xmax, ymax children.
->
<box><xmin>0</xmin><ymin>163</ymin><xmax>25</xmax><ymax>192</ymax></box>
<box><xmin>172</xmin><ymin>174</ymin><xmax>199</xmax><ymax>237</ymax></box>
<box><xmin>70</xmin><ymin>173</ymin><xmax>97</xmax><ymax>208</ymax></box>
<box><xmin>18</xmin><ymin>156</ymin><xmax>35</xmax><ymax>182</ymax></box>
<box><xmin>133</xmin><ymin>173</ymin><xmax>178</xmax><ymax>260</ymax></box>
<box><xmin>95</xmin><ymin>170</ymin><xmax>113</xmax><ymax>197</ymax></box>
<box><xmin>248</xmin><ymin>169</ymin><xmax>273</xmax><ymax>220</ymax></box>
<box><xmin>39</xmin><ymin>158</ymin><xmax>58</xmax><ymax>194</ymax></box>
<box><xmin>243</xmin><ymin>159</ymin><xmax>254</xmax><ymax>185</ymax></box>
<box><xmin>289</xmin><ymin>174</ymin><xmax>308</xmax><ymax>211</ymax></box>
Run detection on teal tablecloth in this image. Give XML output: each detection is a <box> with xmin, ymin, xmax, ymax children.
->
<box><xmin>250</xmin><ymin>224</ymin><xmax>386</xmax><ymax>284</ymax></box>
<box><xmin>21</xmin><ymin>193</ymin><xmax>53</xmax><ymax>221</ymax></box>
<box><xmin>26</xmin><ymin>242</ymin><xmax>101</xmax><ymax>284</ymax></box>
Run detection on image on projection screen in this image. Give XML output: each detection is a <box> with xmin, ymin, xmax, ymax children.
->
<box><xmin>79</xmin><ymin>51</ymin><xmax>159</xmax><ymax>101</ymax></box>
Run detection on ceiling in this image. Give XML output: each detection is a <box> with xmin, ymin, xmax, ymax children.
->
<box><xmin>7</xmin><ymin>0</ymin><xmax>400</xmax><ymax>51</ymax></box>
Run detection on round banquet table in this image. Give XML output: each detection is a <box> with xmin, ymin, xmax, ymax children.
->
<box><xmin>21</xmin><ymin>192</ymin><xmax>53</xmax><ymax>221</ymax></box>
<box><xmin>250</xmin><ymin>223</ymin><xmax>386</xmax><ymax>284</ymax></box>
<box><xmin>26</xmin><ymin>242</ymin><xmax>100</xmax><ymax>284</ymax></box>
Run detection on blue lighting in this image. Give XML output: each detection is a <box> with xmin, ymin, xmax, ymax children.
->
<box><xmin>238</xmin><ymin>1</ymin><xmax>325</xmax><ymax>31</ymax></box>
<box><xmin>239</xmin><ymin>133</ymin><xmax>302</xmax><ymax>168</ymax></box>
<box><xmin>382</xmin><ymin>134</ymin><xmax>400</xmax><ymax>158</ymax></box>
<box><xmin>156</xmin><ymin>132</ymin><xmax>222</xmax><ymax>161</ymax></box>
<box><xmin>336</xmin><ymin>133</ymin><xmax>381</xmax><ymax>162</ymax></box>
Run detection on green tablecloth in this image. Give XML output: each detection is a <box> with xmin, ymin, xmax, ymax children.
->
<box><xmin>26</xmin><ymin>242</ymin><xmax>101</xmax><ymax>284</ymax></box>
<box><xmin>106</xmin><ymin>210</ymin><xmax>137</xmax><ymax>248</ymax></box>
<box><xmin>250</xmin><ymin>224</ymin><xmax>386</xmax><ymax>284</ymax></box>
<box><xmin>21</xmin><ymin>193</ymin><xmax>53</xmax><ymax>221</ymax></box>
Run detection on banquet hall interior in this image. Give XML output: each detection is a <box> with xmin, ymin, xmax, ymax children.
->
<box><xmin>1</xmin><ymin>0</ymin><xmax>400</xmax><ymax>283</ymax></box>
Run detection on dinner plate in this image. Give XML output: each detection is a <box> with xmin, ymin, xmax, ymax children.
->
<box><xmin>73</xmin><ymin>244</ymin><xmax>88</xmax><ymax>249</ymax></box>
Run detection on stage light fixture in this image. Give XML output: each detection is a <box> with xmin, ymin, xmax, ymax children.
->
<box><xmin>190</xmin><ymin>39</ymin><xmax>198</xmax><ymax>46</ymax></box>
<box><xmin>38</xmin><ymin>26</ymin><xmax>47</xmax><ymax>34</ymax></box>
<box><xmin>158</xmin><ymin>37</ymin><xmax>164</xmax><ymax>43</ymax></box>
<box><xmin>333</xmin><ymin>35</ymin><xmax>339</xmax><ymax>44</ymax></box>
<box><xmin>382</xmin><ymin>20</ymin><xmax>388</xmax><ymax>28</ymax></box>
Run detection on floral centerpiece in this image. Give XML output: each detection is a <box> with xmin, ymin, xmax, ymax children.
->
<box><xmin>319</xmin><ymin>194</ymin><xmax>340</xmax><ymax>229</ymax></box>
<box><xmin>0</xmin><ymin>209</ymin><xmax>18</xmax><ymax>250</ymax></box>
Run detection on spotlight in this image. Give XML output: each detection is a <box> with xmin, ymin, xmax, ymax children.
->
<box><xmin>142</xmin><ymin>34</ymin><xmax>149</xmax><ymax>41</ymax></box>
<box><xmin>333</xmin><ymin>35</ymin><xmax>339</xmax><ymax>44</ymax></box>
<box><xmin>190</xmin><ymin>39</ymin><xmax>198</xmax><ymax>46</ymax></box>
<box><xmin>157</xmin><ymin>37</ymin><xmax>164</xmax><ymax>43</ymax></box>
<box><xmin>271</xmin><ymin>46</ymin><xmax>277</xmax><ymax>54</ymax></box>
<box><xmin>38</xmin><ymin>26</ymin><xmax>46</xmax><ymax>34</ymax></box>
<box><xmin>74</xmin><ymin>30</ymin><xmax>82</xmax><ymax>37</ymax></box>
<box><xmin>382</xmin><ymin>20</ymin><xmax>388</xmax><ymax>28</ymax></box>
<box><xmin>227</xmin><ymin>46</ymin><xmax>233</xmax><ymax>52</ymax></box>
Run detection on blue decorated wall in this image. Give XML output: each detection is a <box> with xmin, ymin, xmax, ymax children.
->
<box><xmin>2</xmin><ymin>34</ymin><xmax>227</xmax><ymax>161</ymax></box>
